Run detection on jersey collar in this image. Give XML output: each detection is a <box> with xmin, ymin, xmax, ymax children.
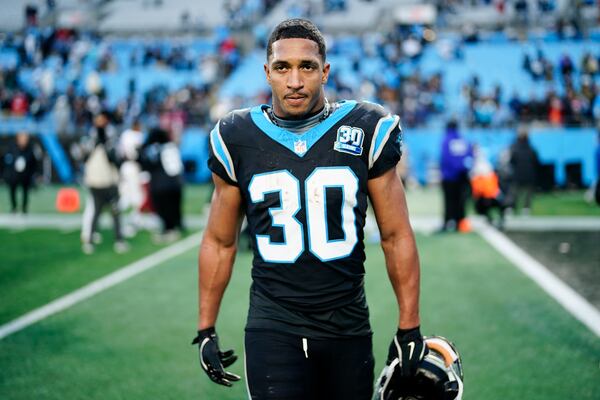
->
<box><xmin>250</xmin><ymin>100</ymin><xmax>357</xmax><ymax>157</ymax></box>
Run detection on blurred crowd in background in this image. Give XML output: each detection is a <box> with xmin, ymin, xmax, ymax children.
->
<box><xmin>1</xmin><ymin>0</ymin><xmax>600</xmax><ymax>252</ymax></box>
<box><xmin>1</xmin><ymin>0</ymin><xmax>598</xmax><ymax>138</ymax></box>
<box><xmin>0</xmin><ymin>26</ymin><xmax>237</xmax><ymax>136</ymax></box>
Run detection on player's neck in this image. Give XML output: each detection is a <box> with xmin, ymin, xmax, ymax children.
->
<box><xmin>268</xmin><ymin>99</ymin><xmax>332</xmax><ymax>134</ymax></box>
<box><xmin>274</xmin><ymin>99</ymin><xmax>326</xmax><ymax>120</ymax></box>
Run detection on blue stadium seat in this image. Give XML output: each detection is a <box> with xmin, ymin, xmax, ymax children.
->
<box><xmin>0</xmin><ymin>48</ymin><xmax>19</xmax><ymax>68</ymax></box>
<box><xmin>219</xmin><ymin>51</ymin><xmax>269</xmax><ymax>98</ymax></box>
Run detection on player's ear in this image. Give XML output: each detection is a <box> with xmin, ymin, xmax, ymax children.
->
<box><xmin>321</xmin><ymin>62</ymin><xmax>330</xmax><ymax>85</ymax></box>
<box><xmin>264</xmin><ymin>64</ymin><xmax>271</xmax><ymax>83</ymax></box>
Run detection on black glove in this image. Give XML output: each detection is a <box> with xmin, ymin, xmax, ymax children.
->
<box><xmin>192</xmin><ymin>327</ymin><xmax>240</xmax><ymax>387</ymax></box>
<box><xmin>386</xmin><ymin>326</ymin><xmax>428</xmax><ymax>377</ymax></box>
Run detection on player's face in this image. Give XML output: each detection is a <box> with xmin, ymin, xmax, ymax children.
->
<box><xmin>265</xmin><ymin>38</ymin><xmax>330</xmax><ymax>119</ymax></box>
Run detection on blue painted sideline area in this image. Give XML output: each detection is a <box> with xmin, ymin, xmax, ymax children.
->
<box><xmin>0</xmin><ymin>116</ymin><xmax>210</xmax><ymax>183</ymax></box>
<box><xmin>38</xmin><ymin>134</ymin><xmax>73</xmax><ymax>183</ymax></box>
<box><xmin>404</xmin><ymin>127</ymin><xmax>598</xmax><ymax>186</ymax></box>
<box><xmin>1</xmin><ymin>117</ymin><xmax>597</xmax><ymax>185</ymax></box>
<box><xmin>179</xmin><ymin>127</ymin><xmax>210</xmax><ymax>183</ymax></box>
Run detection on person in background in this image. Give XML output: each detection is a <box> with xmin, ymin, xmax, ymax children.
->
<box><xmin>507</xmin><ymin>126</ymin><xmax>539</xmax><ymax>215</ymax></box>
<box><xmin>594</xmin><ymin>129</ymin><xmax>600</xmax><ymax>206</ymax></box>
<box><xmin>439</xmin><ymin>119</ymin><xmax>473</xmax><ymax>232</ymax></box>
<box><xmin>470</xmin><ymin>145</ymin><xmax>506</xmax><ymax>229</ymax></box>
<box><xmin>118</xmin><ymin>119</ymin><xmax>146</xmax><ymax>237</ymax></box>
<box><xmin>80</xmin><ymin>112</ymin><xmax>129</xmax><ymax>254</ymax></box>
<box><xmin>139</xmin><ymin>127</ymin><xmax>184</xmax><ymax>243</ymax></box>
<box><xmin>4</xmin><ymin>132</ymin><xmax>38</xmax><ymax>214</ymax></box>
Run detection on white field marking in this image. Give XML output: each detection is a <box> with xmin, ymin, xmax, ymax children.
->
<box><xmin>0</xmin><ymin>214</ymin><xmax>442</xmax><ymax>232</ymax></box>
<box><xmin>3</xmin><ymin>214</ymin><xmax>598</xmax><ymax>232</ymax></box>
<box><xmin>0</xmin><ymin>232</ymin><xmax>202</xmax><ymax>340</ymax></box>
<box><xmin>475</xmin><ymin>221</ymin><xmax>600</xmax><ymax>337</ymax></box>
<box><xmin>501</xmin><ymin>216</ymin><xmax>600</xmax><ymax>231</ymax></box>
<box><xmin>0</xmin><ymin>213</ymin><xmax>189</xmax><ymax>230</ymax></box>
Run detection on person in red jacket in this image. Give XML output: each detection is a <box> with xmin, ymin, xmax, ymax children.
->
<box><xmin>470</xmin><ymin>146</ymin><xmax>506</xmax><ymax>229</ymax></box>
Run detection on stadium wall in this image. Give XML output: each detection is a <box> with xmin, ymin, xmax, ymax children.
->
<box><xmin>0</xmin><ymin>121</ymin><xmax>596</xmax><ymax>186</ymax></box>
<box><xmin>404</xmin><ymin>127</ymin><xmax>598</xmax><ymax>188</ymax></box>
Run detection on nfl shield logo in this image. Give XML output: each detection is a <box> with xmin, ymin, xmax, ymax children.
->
<box><xmin>294</xmin><ymin>139</ymin><xmax>307</xmax><ymax>155</ymax></box>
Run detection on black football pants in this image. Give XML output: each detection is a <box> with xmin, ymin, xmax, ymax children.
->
<box><xmin>245</xmin><ymin>330</ymin><xmax>374</xmax><ymax>400</ymax></box>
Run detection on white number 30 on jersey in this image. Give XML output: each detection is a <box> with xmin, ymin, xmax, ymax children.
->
<box><xmin>248</xmin><ymin>167</ymin><xmax>359</xmax><ymax>263</ymax></box>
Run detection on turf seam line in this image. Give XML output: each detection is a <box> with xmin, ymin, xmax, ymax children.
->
<box><xmin>476</xmin><ymin>222</ymin><xmax>600</xmax><ymax>337</ymax></box>
<box><xmin>0</xmin><ymin>232</ymin><xmax>202</xmax><ymax>340</ymax></box>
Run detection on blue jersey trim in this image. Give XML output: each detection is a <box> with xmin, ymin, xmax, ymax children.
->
<box><xmin>210</xmin><ymin>125</ymin><xmax>236</xmax><ymax>182</ymax></box>
<box><xmin>249</xmin><ymin>100</ymin><xmax>358</xmax><ymax>157</ymax></box>
<box><xmin>372</xmin><ymin>115</ymin><xmax>396</xmax><ymax>160</ymax></box>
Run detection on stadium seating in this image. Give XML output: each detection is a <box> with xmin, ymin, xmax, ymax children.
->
<box><xmin>219</xmin><ymin>51</ymin><xmax>269</xmax><ymax>98</ymax></box>
<box><xmin>1</xmin><ymin>2</ymin><xmax>599</xmax><ymax>186</ymax></box>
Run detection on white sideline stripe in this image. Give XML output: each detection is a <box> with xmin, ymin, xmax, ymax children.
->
<box><xmin>501</xmin><ymin>216</ymin><xmax>600</xmax><ymax>231</ymax></box>
<box><xmin>476</xmin><ymin>222</ymin><xmax>600</xmax><ymax>337</ymax></box>
<box><xmin>2</xmin><ymin>214</ymin><xmax>599</xmax><ymax>232</ymax></box>
<box><xmin>0</xmin><ymin>232</ymin><xmax>202</xmax><ymax>340</ymax></box>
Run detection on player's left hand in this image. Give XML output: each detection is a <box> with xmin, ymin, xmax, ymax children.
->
<box><xmin>386</xmin><ymin>326</ymin><xmax>428</xmax><ymax>377</ymax></box>
<box><xmin>192</xmin><ymin>327</ymin><xmax>240</xmax><ymax>387</ymax></box>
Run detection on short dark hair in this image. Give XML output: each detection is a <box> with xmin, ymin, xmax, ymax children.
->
<box><xmin>266</xmin><ymin>19</ymin><xmax>326</xmax><ymax>62</ymax></box>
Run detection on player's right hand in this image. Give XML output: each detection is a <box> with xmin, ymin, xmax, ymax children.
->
<box><xmin>386</xmin><ymin>326</ymin><xmax>428</xmax><ymax>377</ymax></box>
<box><xmin>192</xmin><ymin>327</ymin><xmax>240</xmax><ymax>387</ymax></box>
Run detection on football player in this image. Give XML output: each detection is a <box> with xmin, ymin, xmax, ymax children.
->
<box><xmin>194</xmin><ymin>18</ymin><xmax>426</xmax><ymax>399</ymax></box>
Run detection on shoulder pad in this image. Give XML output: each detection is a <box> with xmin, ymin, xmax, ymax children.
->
<box><xmin>219</xmin><ymin>107</ymin><xmax>252</xmax><ymax>129</ymax></box>
<box><xmin>355</xmin><ymin>100</ymin><xmax>389</xmax><ymax>118</ymax></box>
<box><xmin>217</xmin><ymin>107</ymin><xmax>254</xmax><ymax>144</ymax></box>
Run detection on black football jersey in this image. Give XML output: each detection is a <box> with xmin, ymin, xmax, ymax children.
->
<box><xmin>208</xmin><ymin>100</ymin><xmax>402</xmax><ymax>338</ymax></box>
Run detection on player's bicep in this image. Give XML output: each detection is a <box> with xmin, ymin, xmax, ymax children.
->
<box><xmin>203</xmin><ymin>173</ymin><xmax>244</xmax><ymax>248</ymax></box>
<box><xmin>368</xmin><ymin>168</ymin><xmax>413</xmax><ymax>241</ymax></box>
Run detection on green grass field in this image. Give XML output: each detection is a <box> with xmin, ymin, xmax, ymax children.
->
<box><xmin>0</xmin><ymin>228</ymin><xmax>195</xmax><ymax>324</ymax></box>
<box><xmin>1</xmin><ymin>231</ymin><xmax>599</xmax><ymax>399</ymax></box>
<box><xmin>0</xmin><ymin>184</ymin><xmax>213</xmax><ymax>215</ymax></box>
<box><xmin>1</xmin><ymin>184</ymin><xmax>599</xmax><ymax>399</ymax></box>
<box><xmin>2</xmin><ymin>184</ymin><xmax>599</xmax><ymax>216</ymax></box>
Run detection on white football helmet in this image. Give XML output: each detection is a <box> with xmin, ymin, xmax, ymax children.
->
<box><xmin>373</xmin><ymin>336</ymin><xmax>464</xmax><ymax>400</ymax></box>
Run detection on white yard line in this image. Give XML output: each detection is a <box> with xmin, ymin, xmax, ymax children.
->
<box><xmin>475</xmin><ymin>221</ymin><xmax>600</xmax><ymax>337</ymax></box>
<box><xmin>501</xmin><ymin>216</ymin><xmax>600</xmax><ymax>231</ymax></box>
<box><xmin>0</xmin><ymin>232</ymin><xmax>202</xmax><ymax>340</ymax></box>
<box><xmin>2</xmin><ymin>213</ymin><xmax>599</xmax><ymax>231</ymax></box>
<box><xmin>0</xmin><ymin>213</ymin><xmax>200</xmax><ymax>230</ymax></box>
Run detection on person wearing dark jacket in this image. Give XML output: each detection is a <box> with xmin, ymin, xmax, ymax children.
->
<box><xmin>139</xmin><ymin>128</ymin><xmax>184</xmax><ymax>242</ymax></box>
<box><xmin>439</xmin><ymin>120</ymin><xmax>473</xmax><ymax>231</ymax></box>
<box><xmin>4</xmin><ymin>132</ymin><xmax>38</xmax><ymax>213</ymax></box>
<box><xmin>507</xmin><ymin>126</ymin><xmax>539</xmax><ymax>214</ymax></box>
<box><xmin>594</xmin><ymin>130</ymin><xmax>600</xmax><ymax>206</ymax></box>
